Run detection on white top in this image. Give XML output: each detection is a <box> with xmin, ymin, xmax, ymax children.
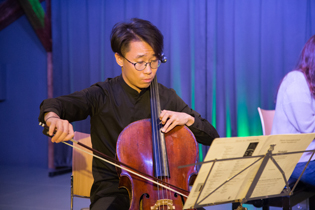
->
<box><xmin>271</xmin><ymin>70</ymin><xmax>315</xmax><ymax>162</ymax></box>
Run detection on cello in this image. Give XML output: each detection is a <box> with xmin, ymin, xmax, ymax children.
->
<box><xmin>116</xmin><ymin>75</ymin><xmax>199</xmax><ymax>210</ymax></box>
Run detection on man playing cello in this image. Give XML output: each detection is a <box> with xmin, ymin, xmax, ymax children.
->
<box><xmin>39</xmin><ymin>18</ymin><xmax>219</xmax><ymax>210</ymax></box>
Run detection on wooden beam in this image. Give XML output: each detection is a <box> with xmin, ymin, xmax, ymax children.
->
<box><xmin>17</xmin><ymin>0</ymin><xmax>51</xmax><ymax>52</ymax></box>
<box><xmin>47</xmin><ymin>51</ymin><xmax>54</xmax><ymax>169</ymax></box>
<box><xmin>0</xmin><ymin>0</ymin><xmax>44</xmax><ymax>32</ymax></box>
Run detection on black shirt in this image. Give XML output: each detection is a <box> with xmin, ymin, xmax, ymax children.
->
<box><xmin>38</xmin><ymin>75</ymin><xmax>219</xmax><ymax>203</ymax></box>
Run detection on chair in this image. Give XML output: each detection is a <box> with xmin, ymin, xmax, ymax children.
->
<box><xmin>257</xmin><ymin>107</ymin><xmax>275</xmax><ymax>135</ymax></box>
<box><xmin>71</xmin><ymin>131</ymin><xmax>94</xmax><ymax>210</ymax></box>
<box><xmin>232</xmin><ymin>107</ymin><xmax>315</xmax><ymax>210</ymax></box>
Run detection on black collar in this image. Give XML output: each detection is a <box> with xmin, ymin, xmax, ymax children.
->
<box><xmin>118</xmin><ymin>74</ymin><xmax>150</xmax><ymax>98</ymax></box>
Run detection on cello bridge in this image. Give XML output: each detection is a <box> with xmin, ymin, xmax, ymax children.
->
<box><xmin>150</xmin><ymin>199</ymin><xmax>175</xmax><ymax>210</ymax></box>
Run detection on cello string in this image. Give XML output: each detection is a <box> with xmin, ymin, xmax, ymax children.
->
<box><xmin>63</xmin><ymin>140</ymin><xmax>188</xmax><ymax>198</ymax></box>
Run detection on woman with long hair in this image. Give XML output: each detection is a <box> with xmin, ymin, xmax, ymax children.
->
<box><xmin>271</xmin><ymin>35</ymin><xmax>315</xmax><ymax>186</ymax></box>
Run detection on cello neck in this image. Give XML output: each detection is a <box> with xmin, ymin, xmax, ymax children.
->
<box><xmin>150</xmin><ymin>76</ymin><xmax>170</xmax><ymax>177</ymax></box>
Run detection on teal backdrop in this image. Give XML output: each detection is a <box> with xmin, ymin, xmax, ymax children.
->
<box><xmin>0</xmin><ymin>0</ymin><xmax>314</xmax><ymax>168</ymax></box>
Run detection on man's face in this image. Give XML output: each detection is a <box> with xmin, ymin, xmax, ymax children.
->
<box><xmin>115</xmin><ymin>40</ymin><xmax>158</xmax><ymax>93</ymax></box>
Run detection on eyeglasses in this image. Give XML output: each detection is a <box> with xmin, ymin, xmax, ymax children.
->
<box><xmin>121</xmin><ymin>55</ymin><xmax>161</xmax><ymax>71</ymax></box>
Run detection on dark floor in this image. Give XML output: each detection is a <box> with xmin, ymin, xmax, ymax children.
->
<box><xmin>0</xmin><ymin>165</ymin><xmax>308</xmax><ymax>210</ymax></box>
<box><xmin>0</xmin><ymin>165</ymin><xmax>90</xmax><ymax>210</ymax></box>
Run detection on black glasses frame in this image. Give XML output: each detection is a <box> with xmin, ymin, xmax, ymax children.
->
<box><xmin>121</xmin><ymin>55</ymin><xmax>161</xmax><ymax>71</ymax></box>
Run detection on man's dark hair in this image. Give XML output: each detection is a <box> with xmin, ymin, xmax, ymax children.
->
<box><xmin>110</xmin><ymin>18</ymin><xmax>164</xmax><ymax>60</ymax></box>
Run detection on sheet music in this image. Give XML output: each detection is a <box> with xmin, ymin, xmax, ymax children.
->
<box><xmin>184</xmin><ymin>133</ymin><xmax>315</xmax><ymax>209</ymax></box>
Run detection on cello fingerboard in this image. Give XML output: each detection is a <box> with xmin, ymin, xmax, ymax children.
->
<box><xmin>150</xmin><ymin>76</ymin><xmax>170</xmax><ymax>178</ymax></box>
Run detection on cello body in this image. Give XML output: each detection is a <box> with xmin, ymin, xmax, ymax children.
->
<box><xmin>116</xmin><ymin>119</ymin><xmax>198</xmax><ymax>210</ymax></box>
<box><xmin>116</xmin><ymin>76</ymin><xmax>198</xmax><ymax>210</ymax></box>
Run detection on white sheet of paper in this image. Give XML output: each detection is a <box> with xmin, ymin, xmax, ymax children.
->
<box><xmin>184</xmin><ymin>133</ymin><xmax>315</xmax><ymax>209</ymax></box>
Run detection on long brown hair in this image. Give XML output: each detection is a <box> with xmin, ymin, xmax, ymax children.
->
<box><xmin>297</xmin><ymin>35</ymin><xmax>315</xmax><ymax>98</ymax></box>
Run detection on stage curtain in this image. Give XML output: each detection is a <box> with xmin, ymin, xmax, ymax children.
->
<box><xmin>51</xmin><ymin>0</ymin><xmax>315</xmax><ymax>166</ymax></box>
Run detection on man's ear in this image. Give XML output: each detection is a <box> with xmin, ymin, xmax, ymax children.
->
<box><xmin>114</xmin><ymin>53</ymin><xmax>123</xmax><ymax>67</ymax></box>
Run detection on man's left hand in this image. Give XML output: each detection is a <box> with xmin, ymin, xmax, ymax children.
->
<box><xmin>159</xmin><ymin>110</ymin><xmax>195</xmax><ymax>133</ymax></box>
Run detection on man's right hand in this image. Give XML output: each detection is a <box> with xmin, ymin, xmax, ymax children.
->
<box><xmin>45</xmin><ymin>112</ymin><xmax>74</xmax><ymax>143</ymax></box>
